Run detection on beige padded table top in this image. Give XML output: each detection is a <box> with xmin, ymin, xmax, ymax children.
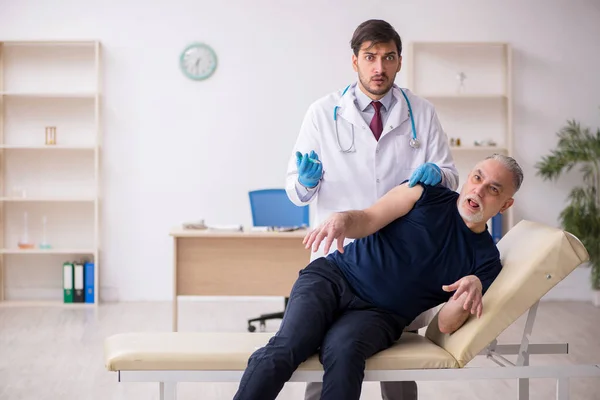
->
<box><xmin>104</xmin><ymin>220</ymin><xmax>590</xmax><ymax>376</ymax></box>
<box><xmin>105</xmin><ymin>332</ymin><xmax>459</xmax><ymax>372</ymax></box>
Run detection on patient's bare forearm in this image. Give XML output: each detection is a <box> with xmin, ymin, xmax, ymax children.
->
<box><xmin>340</xmin><ymin>210</ymin><xmax>378</xmax><ymax>239</ymax></box>
<box><xmin>437</xmin><ymin>292</ymin><xmax>470</xmax><ymax>334</ymax></box>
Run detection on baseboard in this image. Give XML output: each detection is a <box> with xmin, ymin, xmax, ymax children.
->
<box><xmin>5</xmin><ymin>286</ymin><xmax>120</xmax><ymax>302</ymax></box>
<box><xmin>178</xmin><ymin>296</ymin><xmax>285</xmax><ymax>303</ymax></box>
<box><xmin>3</xmin><ymin>288</ymin><xmax>62</xmax><ymax>300</ymax></box>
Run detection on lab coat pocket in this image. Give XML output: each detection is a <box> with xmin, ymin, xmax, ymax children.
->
<box><xmin>393</xmin><ymin>132</ymin><xmax>423</xmax><ymax>185</ymax></box>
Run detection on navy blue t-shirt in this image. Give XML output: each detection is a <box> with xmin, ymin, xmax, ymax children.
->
<box><xmin>326</xmin><ymin>183</ymin><xmax>502</xmax><ymax>324</ymax></box>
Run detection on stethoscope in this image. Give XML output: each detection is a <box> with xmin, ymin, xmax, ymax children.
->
<box><xmin>333</xmin><ymin>84</ymin><xmax>420</xmax><ymax>153</ymax></box>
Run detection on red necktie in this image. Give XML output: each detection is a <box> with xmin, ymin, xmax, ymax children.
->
<box><xmin>370</xmin><ymin>101</ymin><xmax>383</xmax><ymax>141</ymax></box>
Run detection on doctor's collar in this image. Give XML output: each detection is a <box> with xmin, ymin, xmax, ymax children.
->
<box><xmin>354</xmin><ymin>83</ymin><xmax>394</xmax><ymax>112</ymax></box>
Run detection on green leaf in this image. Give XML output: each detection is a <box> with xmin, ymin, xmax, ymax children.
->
<box><xmin>536</xmin><ymin>114</ymin><xmax>600</xmax><ymax>289</ymax></box>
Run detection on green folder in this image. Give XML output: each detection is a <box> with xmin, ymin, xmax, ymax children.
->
<box><xmin>63</xmin><ymin>262</ymin><xmax>74</xmax><ymax>303</ymax></box>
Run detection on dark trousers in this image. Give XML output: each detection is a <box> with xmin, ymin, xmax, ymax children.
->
<box><xmin>233</xmin><ymin>258</ymin><xmax>407</xmax><ymax>400</ymax></box>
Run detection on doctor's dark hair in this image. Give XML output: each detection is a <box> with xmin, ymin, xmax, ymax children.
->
<box><xmin>350</xmin><ymin>19</ymin><xmax>402</xmax><ymax>56</ymax></box>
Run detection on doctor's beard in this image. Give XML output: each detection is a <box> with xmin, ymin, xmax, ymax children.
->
<box><xmin>359</xmin><ymin>72</ymin><xmax>392</xmax><ymax>96</ymax></box>
<box><xmin>458</xmin><ymin>193</ymin><xmax>485</xmax><ymax>224</ymax></box>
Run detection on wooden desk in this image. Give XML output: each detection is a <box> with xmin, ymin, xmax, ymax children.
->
<box><xmin>170</xmin><ymin>228</ymin><xmax>311</xmax><ymax>331</ymax></box>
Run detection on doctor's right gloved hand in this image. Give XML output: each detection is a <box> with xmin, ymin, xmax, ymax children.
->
<box><xmin>295</xmin><ymin>150</ymin><xmax>323</xmax><ymax>188</ymax></box>
<box><xmin>408</xmin><ymin>162</ymin><xmax>442</xmax><ymax>187</ymax></box>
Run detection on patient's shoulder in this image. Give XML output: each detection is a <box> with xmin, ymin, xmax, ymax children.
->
<box><xmin>412</xmin><ymin>182</ymin><xmax>458</xmax><ymax>207</ymax></box>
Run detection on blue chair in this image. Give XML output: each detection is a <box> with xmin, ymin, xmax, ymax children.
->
<box><xmin>249</xmin><ymin>189</ymin><xmax>309</xmax><ymax>228</ymax></box>
<box><xmin>246</xmin><ymin>189</ymin><xmax>309</xmax><ymax>332</ymax></box>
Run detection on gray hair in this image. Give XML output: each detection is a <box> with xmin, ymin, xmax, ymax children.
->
<box><xmin>485</xmin><ymin>153</ymin><xmax>524</xmax><ymax>193</ymax></box>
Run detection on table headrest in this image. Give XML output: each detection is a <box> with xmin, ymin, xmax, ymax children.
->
<box><xmin>425</xmin><ymin>219</ymin><xmax>589</xmax><ymax>367</ymax></box>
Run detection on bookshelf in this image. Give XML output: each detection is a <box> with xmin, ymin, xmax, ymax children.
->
<box><xmin>406</xmin><ymin>41</ymin><xmax>514</xmax><ymax>234</ymax></box>
<box><xmin>0</xmin><ymin>40</ymin><xmax>101</xmax><ymax>307</ymax></box>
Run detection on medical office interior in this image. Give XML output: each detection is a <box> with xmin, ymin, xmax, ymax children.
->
<box><xmin>0</xmin><ymin>0</ymin><xmax>599</xmax><ymax>399</ymax></box>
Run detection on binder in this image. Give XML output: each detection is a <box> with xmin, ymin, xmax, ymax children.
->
<box><xmin>74</xmin><ymin>262</ymin><xmax>85</xmax><ymax>302</ymax></box>
<box><xmin>84</xmin><ymin>261</ymin><xmax>95</xmax><ymax>303</ymax></box>
<box><xmin>491</xmin><ymin>213</ymin><xmax>503</xmax><ymax>244</ymax></box>
<box><xmin>63</xmin><ymin>262</ymin><xmax>74</xmax><ymax>303</ymax></box>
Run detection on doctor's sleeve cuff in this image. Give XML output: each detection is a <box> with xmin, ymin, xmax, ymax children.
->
<box><xmin>295</xmin><ymin>179</ymin><xmax>320</xmax><ymax>202</ymax></box>
<box><xmin>440</xmin><ymin>167</ymin><xmax>459</xmax><ymax>191</ymax></box>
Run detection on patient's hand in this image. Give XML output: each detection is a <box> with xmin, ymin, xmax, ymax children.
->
<box><xmin>442</xmin><ymin>275</ymin><xmax>483</xmax><ymax>318</ymax></box>
<box><xmin>303</xmin><ymin>213</ymin><xmax>348</xmax><ymax>254</ymax></box>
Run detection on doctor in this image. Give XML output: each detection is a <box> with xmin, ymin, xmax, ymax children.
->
<box><xmin>285</xmin><ymin>20</ymin><xmax>459</xmax><ymax>400</ymax></box>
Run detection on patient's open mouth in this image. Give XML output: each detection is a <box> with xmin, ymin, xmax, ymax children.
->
<box><xmin>468</xmin><ymin>199</ymin><xmax>479</xmax><ymax>209</ymax></box>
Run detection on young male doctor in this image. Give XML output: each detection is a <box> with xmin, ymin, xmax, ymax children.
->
<box><xmin>285</xmin><ymin>19</ymin><xmax>459</xmax><ymax>400</ymax></box>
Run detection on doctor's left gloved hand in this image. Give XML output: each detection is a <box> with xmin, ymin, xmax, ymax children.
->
<box><xmin>408</xmin><ymin>163</ymin><xmax>442</xmax><ymax>187</ymax></box>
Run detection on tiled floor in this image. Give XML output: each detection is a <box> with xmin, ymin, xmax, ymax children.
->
<box><xmin>0</xmin><ymin>299</ymin><xmax>598</xmax><ymax>399</ymax></box>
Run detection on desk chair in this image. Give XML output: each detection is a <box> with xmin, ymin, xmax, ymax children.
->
<box><xmin>246</xmin><ymin>189</ymin><xmax>309</xmax><ymax>332</ymax></box>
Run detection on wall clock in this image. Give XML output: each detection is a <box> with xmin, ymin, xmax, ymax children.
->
<box><xmin>180</xmin><ymin>42</ymin><xmax>218</xmax><ymax>81</ymax></box>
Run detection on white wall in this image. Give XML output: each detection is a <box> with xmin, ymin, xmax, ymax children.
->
<box><xmin>1</xmin><ymin>0</ymin><xmax>599</xmax><ymax>301</ymax></box>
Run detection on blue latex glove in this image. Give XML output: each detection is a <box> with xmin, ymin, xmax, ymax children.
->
<box><xmin>408</xmin><ymin>163</ymin><xmax>442</xmax><ymax>187</ymax></box>
<box><xmin>295</xmin><ymin>150</ymin><xmax>323</xmax><ymax>188</ymax></box>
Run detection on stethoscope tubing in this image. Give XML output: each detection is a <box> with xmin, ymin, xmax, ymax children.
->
<box><xmin>333</xmin><ymin>84</ymin><xmax>419</xmax><ymax>153</ymax></box>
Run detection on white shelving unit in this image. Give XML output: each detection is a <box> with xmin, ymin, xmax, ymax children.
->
<box><xmin>406</xmin><ymin>41</ymin><xmax>514</xmax><ymax>233</ymax></box>
<box><xmin>0</xmin><ymin>40</ymin><xmax>101</xmax><ymax>307</ymax></box>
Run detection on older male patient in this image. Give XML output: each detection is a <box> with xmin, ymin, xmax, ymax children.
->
<box><xmin>233</xmin><ymin>154</ymin><xmax>524</xmax><ymax>400</ymax></box>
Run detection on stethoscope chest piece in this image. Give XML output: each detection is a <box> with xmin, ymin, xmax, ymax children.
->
<box><xmin>409</xmin><ymin>138</ymin><xmax>420</xmax><ymax>149</ymax></box>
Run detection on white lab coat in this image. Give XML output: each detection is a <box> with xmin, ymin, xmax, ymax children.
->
<box><xmin>285</xmin><ymin>82</ymin><xmax>458</xmax><ymax>330</ymax></box>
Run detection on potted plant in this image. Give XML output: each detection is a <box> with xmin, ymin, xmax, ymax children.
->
<box><xmin>535</xmin><ymin>117</ymin><xmax>600</xmax><ymax>306</ymax></box>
